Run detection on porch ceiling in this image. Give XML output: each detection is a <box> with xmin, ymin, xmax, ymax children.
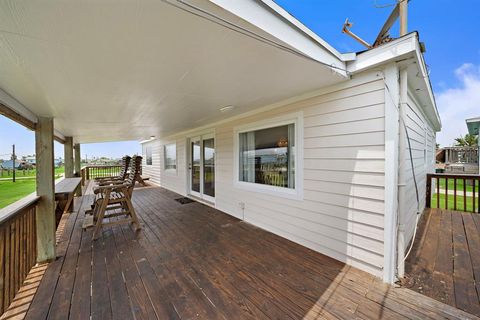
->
<box><xmin>0</xmin><ymin>0</ymin><xmax>347</xmax><ymax>143</ymax></box>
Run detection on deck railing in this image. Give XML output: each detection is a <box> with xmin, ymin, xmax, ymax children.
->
<box><xmin>426</xmin><ymin>173</ymin><xmax>480</xmax><ymax>213</ymax></box>
<box><xmin>82</xmin><ymin>165</ymin><xmax>123</xmax><ymax>182</ymax></box>
<box><xmin>0</xmin><ymin>195</ymin><xmax>39</xmax><ymax>314</ymax></box>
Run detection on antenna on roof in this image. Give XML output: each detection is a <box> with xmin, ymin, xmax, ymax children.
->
<box><xmin>373</xmin><ymin>0</ymin><xmax>409</xmax><ymax>47</ymax></box>
<box><xmin>343</xmin><ymin>0</ymin><xmax>409</xmax><ymax>49</ymax></box>
<box><xmin>342</xmin><ymin>19</ymin><xmax>372</xmax><ymax>49</ymax></box>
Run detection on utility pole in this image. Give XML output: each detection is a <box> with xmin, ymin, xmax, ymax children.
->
<box><xmin>12</xmin><ymin>144</ymin><xmax>16</xmax><ymax>182</ymax></box>
<box><xmin>399</xmin><ymin>0</ymin><xmax>408</xmax><ymax>36</ymax></box>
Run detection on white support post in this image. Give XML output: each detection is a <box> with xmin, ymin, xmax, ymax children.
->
<box><xmin>35</xmin><ymin>117</ymin><xmax>56</xmax><ymax>262</ymax></box>
<box><xmin>64</xmin><ymin>136</ymin><xmax>74</xmax><ymax>178</ymax></box>
<box><xmin>383</xmin><ymin>64</ymin><xmax>400</xmax><ymax>283</ymax></box>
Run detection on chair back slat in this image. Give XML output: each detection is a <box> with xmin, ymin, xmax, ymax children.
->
<box><xmin>123</xmin><ymin>156</ymin><xmax>143</xmax><ymax>193</ymax></box>
<box><xmin>119</xmin><ymin>156</ymin><xmax>131</xmax><ymax>179</ymax></box>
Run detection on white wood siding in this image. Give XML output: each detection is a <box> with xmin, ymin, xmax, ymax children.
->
<box><xmin>402</xmin><ymin>91</ymin><xmax>436</xmax><ymax>245</ymax></box>
<box><xmin>141</xmin><ymin>140</ymin><xmax>161</xmax><ymax>185</ymax></box>
<box><xmin>159</xmin><ymin>139</ymin><xmax>187</xmax><ymax>195</ymax></box>
<box><xmin>153</xmin><ymin>71</ymin><xmax>386</xmax><ymax>277</ymax></box>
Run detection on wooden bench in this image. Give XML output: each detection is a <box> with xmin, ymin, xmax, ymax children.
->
<box><xmin>55</xmin><ymin>177</ymin><xmax>82</xmax><ymax>226</ymax></box>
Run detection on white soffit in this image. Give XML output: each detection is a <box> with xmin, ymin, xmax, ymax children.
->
<box><xmin>0</xmin><ymin>0</ymin><xmax>347</xmax><ymax>143</ymax></box>
<box><xmin>208</xmin><ymin>0</ymin><xmax>345</xmax><ymax>65</ymax></box>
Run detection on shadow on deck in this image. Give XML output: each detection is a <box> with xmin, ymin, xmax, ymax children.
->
<box><xmin>5</xmin><ymin>182</ymin><xmax>477</xmax><ymax>319</ymax></box>
<box><xmin>404</xmin><ymin>208</ymin><xmax>480</xmax><ymax>317</ymax></box>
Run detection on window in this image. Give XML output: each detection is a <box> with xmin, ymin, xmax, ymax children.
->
<box><xmin>164</xmin><ymin>143</ymin><xmax>177</xmax><ymax>171</ymax></box>
<box><xmin>234</xmin><ymin>113</ymin><xmax>303</xmax><ymax>199</ymax></box>
<box><xmin>239</xmin><ymin>124</ymin><xmax>295</xmax><ymax>188</ymax></box>
<box><xmin>144</xmin><ymin>146</ymin><xmax>153</xmax><ymax>166</ymax></box>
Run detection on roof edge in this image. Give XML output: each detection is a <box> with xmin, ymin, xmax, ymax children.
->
<box><xmin>257</xmin><ymin>0</ymin><xmax>344</xmax><ymax>60</ymax></box>
<box><xmin>346</xmin><ymin>32</ymin><xmax>441</xmax><ymax>131</ymax></box>
<box><xmin>207</xmin><ymin>0</ymin><xmax>347</xmax><ymax>77</ymax></box>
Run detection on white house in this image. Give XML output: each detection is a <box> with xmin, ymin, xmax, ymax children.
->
<box><xmin>0</xmin><ymin>0</ymin><xmax>440</xmax><ymax>283</ymax></box>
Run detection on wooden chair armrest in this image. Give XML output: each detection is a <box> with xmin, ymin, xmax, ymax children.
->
<box><xmin>97</xmin><ymin>180</ymin><xmax>124</xmax><ymax>186</ymax></box>
<box><xmin>93</xmin><ymin>184</ymin><xmax>127</xmax><ymax>194</ymax></box>
<box><xmin>94</xmin><ymin>176</ymin><xmax>120</xmax><ymax>181</ymax></box>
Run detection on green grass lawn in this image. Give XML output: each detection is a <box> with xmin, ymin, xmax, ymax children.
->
<box><xmin>0</xmin><ymin>167</ymin><xmax>65</xmax><ymax>209</ymax></box>
<box><xmin>431</xmin><ymin>193</ymin><xmax>476</xmax><ymax>212</ymax></box>
<box><xmin>437</xmin><ymin>178</ymin><xmax>477</xmax><ymax>193</ymax></box>
<box><xmin>0</xmin><ymin>166</ymin><xmax>64</xmax><ymax>179</ymax></box>
<box><xmin>0</xmin><ymin>179</ymin><xmax>36</xmax><ymax>209</ymax></box>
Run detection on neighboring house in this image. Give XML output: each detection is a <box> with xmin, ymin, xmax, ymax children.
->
<box><xmin>0</xmin><ymin>1</ymin><xmax>440</xmax><ymax>284</ymax></box>
<box><xmin>435</xmin><ymin>117</ymin><xmax>480</xmax><ymax>174</ymax></box>
<box><xmin>466</xmin><ymin>117</ymin><xmax>480</xmax><ymax>174</ymax></box>
<box><xmin>436</xmin><ymin>146</ymin><xmax>478</xmax><ymax>174</ymax></box>
<box><xmin>23</xmin><ymin>155</ymin><xmax>36</xmax><ymax>166</ymax></box>
<box><xmin>467</xmin><ymin>117</ymin><xmax>480</xmax><ymax>136</ymax></box>
<box><xmin>1</xmin><ymin>159</ymin><xmax>25</xmax><ymax>170</ymax></box>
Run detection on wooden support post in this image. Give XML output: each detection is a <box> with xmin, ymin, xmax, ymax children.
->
<box><xmin>35</xmin><ymin>117</ymin><xmax>56</xmax><ymax>262</ymax></box>
<box><xmin>74</xmin><ymin>143</ymin><xmax>82</xmax><ymax>196</ymax></box>
<box><xmin>64</xmin><ymin>137</ymin><xmax>74</xmax><ymax>178</ymax></box>
<box><xmin>426</xmin><ymin>174</ymin><xmax>431</xmax><ymax>208</ymax></box>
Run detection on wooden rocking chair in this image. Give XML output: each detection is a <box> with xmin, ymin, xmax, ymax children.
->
<box><xmin>86</xmin><ymin>156</ymin><xmax>143</xmax><ymax>240</ymax></box>
<box><xmin>94</xmin><ymin>155</ymin><xmax>131</xmax><ymax>183</ymax></box>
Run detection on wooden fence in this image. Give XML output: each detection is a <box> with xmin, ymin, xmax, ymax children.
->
<box><xmin>426</xmin><ymin>173</ymin><xmax>480</xmax><ymax>213</ymax></box>
<box><xmin>0</xmin><ymin>196</ymin><xmax>39</xmax><ymax>314</ymax></box>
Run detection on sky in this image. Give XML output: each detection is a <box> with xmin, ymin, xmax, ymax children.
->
<box><xmin>0</xmin><ymin>116</ymin><xmax>140</xmax><ymax>160</ymax></box>
<box><xmin>0</xmin><ymin>0</ymin><xmax>479</xmax><ymax>159</ymax></box>
<box><xmin>274</xmin><ymin>0</ymin><xmax>480</xmax><ymax>147</ymax></box>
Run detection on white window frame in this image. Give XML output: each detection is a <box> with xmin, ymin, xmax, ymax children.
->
<box><xmin>233</xmin><ymin>112</ymin><xmax>303</xmax><ymax>200</ymax></box>
<box><xmin>144</xmin><ymin>145</ymin><xmax>153</xmax><ymax>166</ymax></box>
<box><xmin>163</xmin><ymin>142</ymin><xmax>177</xmax><ymax>174</ymax></box>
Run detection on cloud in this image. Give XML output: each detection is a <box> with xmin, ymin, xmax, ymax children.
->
<box><xmin>436</xmin><ymin>63</ymin><xmax>480</xmax><ymax>147</ymax></box>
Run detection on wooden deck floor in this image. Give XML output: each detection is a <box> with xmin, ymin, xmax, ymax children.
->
<box><xmin>405</xmin><ymin>208</ymin><xmax>480</xmax><ymax>317</ymax></box>
<box><xmin>17</xmin><ymin>183</ymin><xmax>478</xmax><ymax>319</ymax></box>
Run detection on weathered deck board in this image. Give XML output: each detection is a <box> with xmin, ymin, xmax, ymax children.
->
<box><xmin>20</xmin><ymin>183</ymin><xmax>478</xmax><ymax>320</ymax></box>
<box><xmin>405</xmin><ymin>208</ymin><xmax>480</xmax><ymax>317</ymax></box>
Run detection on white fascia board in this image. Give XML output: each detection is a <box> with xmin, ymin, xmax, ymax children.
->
<box><xmin>208</xmin><ymin>0</ymin><xmax>347</xmax><ymax>77</ymax></box>
<box><xmin>466</xmin><ymin>117</ymin><xmax>480</xmax><ymax>123</ymax></box>
<box><xmin>257</xmin><ymin>0</ymin><xmax>343</xmax><ymax>59</ymax></box>
<box><xmin>340</xmin><ymin>52</ymin><xmax>357</xmax><ymax>62</ymax></box>
<box><xmin>347</xmin><ymin>34</ymin><xmax>417</xmax><ymax>74</ymax></box>
<box><xmin>410</xmin><ymin>38</ymin><xmax>441</xmax><ymax>131</ymax></box>
<box><xmin>0</xmin><ymin>88</ymin><xmax>38</xmax><ymax>125</ymax></box>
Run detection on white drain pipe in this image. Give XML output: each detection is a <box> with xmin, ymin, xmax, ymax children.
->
<box><xmin>397</xmin><ymin>67</ymin><xmax>408</xmax><ymax>278</ymax></box>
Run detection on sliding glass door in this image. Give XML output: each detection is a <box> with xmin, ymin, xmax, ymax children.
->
<box><xmin>189</xmin><ymin>134</ymin><xmax>215</xmax><ymax>202</ymax></box>
<box><xmin>190</xmin><ymin>137</ymin><xmax>201</xmax><ymax>196</ymax></box>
